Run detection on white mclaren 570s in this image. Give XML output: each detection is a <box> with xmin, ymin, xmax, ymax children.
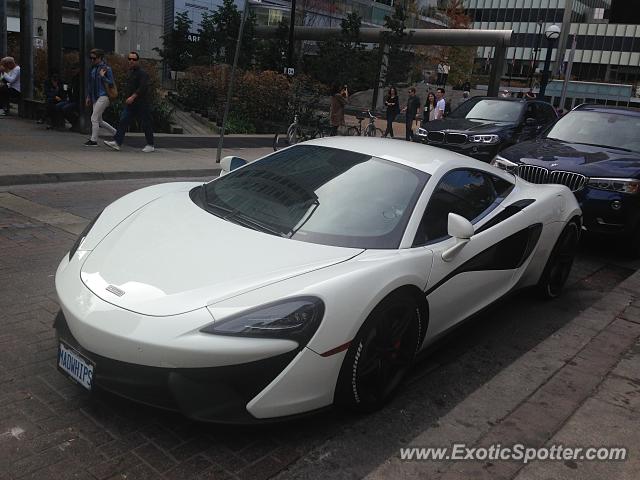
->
<box><xmin>55</xmin><ymin>137</ymin><xmax>581</xmax><ymax>423</ymax></box>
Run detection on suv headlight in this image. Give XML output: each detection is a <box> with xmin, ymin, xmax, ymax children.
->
<box><xmin>202</xmin><ymin>297</ymin><xmax>325</xmax><ymax>345</ymax></box>
<box><xmin>416</xmin><ymin>128</ymin><xmax>427</xmax><ymax>136</ymax></box>
<box><xmin>491</xmin><ymin>155</ymin><xmax>519</xmax><ymax>173</ymax></box>
<box><xmin>587</xmin><ymin>178</ymin><xmax>640</xmax><ymax>194</ymax></box>
<box><xmin>468</xmin><ymin>134</ymin><xmax>500</xmax><ymax>144</ymax></box>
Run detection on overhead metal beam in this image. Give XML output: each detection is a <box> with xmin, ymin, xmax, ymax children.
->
<box><xmin>254</xmin><ymin>26</ymin><xmax>512</xmax><ymax>47</ymax></box>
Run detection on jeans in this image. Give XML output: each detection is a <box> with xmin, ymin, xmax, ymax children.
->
<box><xmin>114</xmin><ymin>101</ymin><xmax>154</xmax><ymax>146</ymax></box>
<box><xmin>384</xmin><ymin>113</ymin><xmax>396</xmax><ymax>137</ymax></box>
<box><xmin>0</xmin><ymin>86</ymin><xmax>20</xmax><ymax>112</ymax></box>
<box><xmin>405</xmin><ymin>118</ymin><xmax>414</xmax><ymax>141</ymax></box>
<box><xmin>90</xmin><ymin>96</ymin><xmax>116</xmax><ymax>141</ymax></box>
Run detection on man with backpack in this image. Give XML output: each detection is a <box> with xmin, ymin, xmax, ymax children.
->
<box><xmin>85</xmin><ymin>49</ymin><xmax>116</xmax><ymax>147</ymax></box>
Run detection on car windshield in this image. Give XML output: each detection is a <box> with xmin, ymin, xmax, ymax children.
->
<box><xmin>545</xmin><ymin>110</ymin><xmax>640</xmax><ymax>153</ymax></box>
<box><xmin>449</xmin><ymin>98</ymin><xmax>524</xmax><ymax>123</ymax></box>
<box><xmin>199</xmin><ymin>145</ymin><xmax>430</xmax><ymax>249</ymax></box>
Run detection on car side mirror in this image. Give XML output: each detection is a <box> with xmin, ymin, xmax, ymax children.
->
<box><xmin>525</xmin><ymin>117</ymin><xmax>537</xmax><ymax>126</ymax></box>
<box><xmin>219</xmin><ymin>156</ymin><xmax>248</xmax><ymax>177</ymax></box>
<box><xmin>442</xmin><ymin>213</ymin><xmax>474</xmax><ymax>262</ymax></box>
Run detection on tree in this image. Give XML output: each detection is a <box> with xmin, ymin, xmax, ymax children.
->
<box><xmin>211</xmin><ymin>0</ymin><xmax>256</xmax><ymax>68</ymax></box>
<box><xmin>154</xmin><ymin>11</ymin><xmax>194</xmax><ymax>71</ymax></box>
<box><xmin>442</xmin><ymin>0</ymin><xmax>474</xmax><ymax>87</ymax></box>
<box><xmin>383</xmin><ymin>4</ymin><xmax>414</xmax><ymax>85</ymax></box>
<box><xmin>255</xmin><ymin>19</ymin><xmax>289</xmax><ymax>73</ymax></box>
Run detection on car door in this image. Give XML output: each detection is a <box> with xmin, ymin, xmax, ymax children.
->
<box><xmin>415</xmin><ymin>169</ymin><xmax>541</xmax><ymax>340</ymax></box>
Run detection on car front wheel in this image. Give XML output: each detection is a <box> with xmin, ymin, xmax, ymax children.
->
<box><xmin>538</xmin><ymin>221</ymin><xmax>579</xmax><ymax>299</ymax></box>
<box><xmin>335</xmin><ymin>291</ymin><xmax>425</xmax><ymax>412</ymax></box>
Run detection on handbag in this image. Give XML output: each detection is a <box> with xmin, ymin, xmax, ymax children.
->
<box><xmin>104</xmin><ymin>79</ymin><xmax>118</xmax><ymax>101</ymax></box>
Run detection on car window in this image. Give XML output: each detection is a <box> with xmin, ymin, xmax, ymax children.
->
<box><xmin>413</xmin><ymin>169</ymin><xmax>507</xmax><ymax>246</ymax></box>
<box><xmin>200</xmin><ymin>145</ymin><xmax>430</xmax><ymax>249</ymax></box>
<box><xmin>523</xmin><ymin>103</ymin><xmax>537</xmax><ymax>122</ymax></box>
<box><xmin>540</xmin><ymin>103</ymin><xmax>558</xmax><ymax>124</ymax></box>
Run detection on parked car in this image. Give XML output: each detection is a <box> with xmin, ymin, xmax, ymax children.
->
<box><xmin>55</xmin><ymin>137</ymin><xmax>581</xmax><ymax>423</ymax></box>
<box><xmin>414</xmin><ymin>97</ymin><xmax>558</xmax><ymax>162</ymax></box>
<box><xmin>492</xmin><ymin>104</ymin><xmax>640</xmax><ymax>256</ymax></box>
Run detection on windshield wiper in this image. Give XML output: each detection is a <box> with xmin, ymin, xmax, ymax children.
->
<box><xmin>228</xmin><ymin>212</ymin><xmax>288</xmax><ymax>237</ymax></box>
<box><xmin>557</xmin><ymin>141</ymin><xmax>635</xmax><ymax>153</ymax></box>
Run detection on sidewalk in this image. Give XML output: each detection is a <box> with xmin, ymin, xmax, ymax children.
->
<box><xmin>366</xmin><ymin>270</ymin><xmax>640</xmax><ymax>480</ymax></box>
<box><xmin>0</xmin><ymin>116</ymin><xmax>275</xmax><ymax>186</ymax></box>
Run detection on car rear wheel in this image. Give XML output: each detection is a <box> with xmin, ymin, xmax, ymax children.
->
<box><xmin>335</xmin><ymin>291</ymin><xmax>425</xmax><ymax>412</ymax></box>
<box><xmin>538</xmin><ymin>222</ymin><xmax>579</xmax><ymax>299</ymax></box>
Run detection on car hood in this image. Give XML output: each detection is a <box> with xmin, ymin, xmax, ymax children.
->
<box><xmin>422</xmin><ymin>118</ymin><xmax>516</xmax><ymax>134</ymax></box>
<box><xmin>501</xmin><ymin>138</ymin><xmax>640</xmax><ymax>178</ymax></box>
<box><xmin>80</xmin><ymin>190</ymin><xmax>363</xmax><ymax>316</ymax></box>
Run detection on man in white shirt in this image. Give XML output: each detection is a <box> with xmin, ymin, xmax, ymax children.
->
<box><xmin>0</xmin><ymin>57</ymin><xmax>21</xmax><ymax>116</ymax></box>
<box><xmin>435</xmin><ymin>88</ymin><xmax>446</xmax><ymax>120</ymax></box>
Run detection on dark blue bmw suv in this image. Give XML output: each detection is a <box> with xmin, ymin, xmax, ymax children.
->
<box><xmin>492</xmin><ymin>105</ymin><xmax>640</xmax><ymax>256</ymax></box>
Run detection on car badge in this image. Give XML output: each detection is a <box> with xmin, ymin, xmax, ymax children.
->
<box><xmin>550</xmin><ymin>163</ymin><xmax>558</xmax><ymax>167</ymax></box>
<box><xmin>106</xmin><ymin>285</ymin><xmax>125</xmax><ymax>297</ymax></box>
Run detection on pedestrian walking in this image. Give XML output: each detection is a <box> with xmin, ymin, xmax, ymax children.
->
<box><xmin>104</xmin><ymin>51</ymin><xmax>155</xmax><ymax>152</ymax></box>
<box><xmin>0</xmin><ymin>56</ymin><xmax>21</xmax><ymax>116</ymax></box>
<box><xmin>328</xmin><ymin>84</ymin><xmax>348</xmax><ymax>136</ymax></box>
<box><xmin>442</xmin><ymin>60</ymin><xmax>450</xmax><ymax>88</ymax></box>
<box><xmin>435</xmin><ymin>88</ymin><xmax>446</xmax><ymax>120</ymax></box>
<box><xmin>85</xmin><ymin>49</ymin><xmax>116</xmax><ymax>146</ymax></box>
<box><xmin>401</xmin><ymin>87</ymin><xmax>421</xmax><ymax>141</ymax></box>
<box><xmin>422</xmin><ymin>91</ymin><xmax>437</xmax><ymax>127</ymax></box>
<box><xmin>436</xmin><ymin>61</ymin><xmax>445</xmax><ymax>86</ymax></box>
<box><xmin>382</xmin><ymin>86</ymin><xmax>399</xmax><ymax>138</ymax></box>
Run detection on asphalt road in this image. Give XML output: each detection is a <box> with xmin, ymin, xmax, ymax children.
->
<box><xmin>0</xmin><ymin>177</ymin><xmax>638</xmax><ymax>480</ymax></box>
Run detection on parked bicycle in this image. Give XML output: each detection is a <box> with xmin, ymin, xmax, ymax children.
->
<box><xmin>347</xmin><ymin>110</ymin><xmax>384</xmax><ymax>137</ymax></box>
<box><xmin>274</xmin><ymin>113</ymin><xmax>330</xmax><ymax>151</ymax></box>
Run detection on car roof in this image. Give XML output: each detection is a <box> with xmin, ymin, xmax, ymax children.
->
<box><xmin>302</xmin><ymin>136</ymin><xmax>493</xmax><ymax>176</ymax></box>
<box><xmin>573</xmin><ymin>104</ymin><xmax>640</xmax><ymax>116</ymax></box>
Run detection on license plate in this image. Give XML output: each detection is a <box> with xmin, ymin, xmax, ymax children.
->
<box><xmin>58</xmin><ymin>341</ymin><xmax>94</xmax><ymax>390</ymax></box>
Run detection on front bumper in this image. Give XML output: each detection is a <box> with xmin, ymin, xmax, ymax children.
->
<box><xmin>413</xmin><ymin>131</ymin><xmax>501</xmax><ymax>162</ymax></box>
<box><xmin>574</xmin><ymin>188</ymin><xmax>640</xmax><ymax>237</ymax></box>
<box><xmin>54</xmin><ymin>310</ymin><xmax>299</xmax><ymax>423</ymax></box>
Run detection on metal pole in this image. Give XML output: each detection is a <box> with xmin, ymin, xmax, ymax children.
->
<box><xmin>529</xmin><ymin>21</ymin><xmax>543</xmax><ymax>89</ymax></box>
<box><xmin>286</xmin><ymin>0</ymin><xmax>296</xmax><ymax>75</ymax></box>
<box><xmin>539</xmin><ymin>38</ymin><xmax>556</xmax><ymax>98</ymax></box>
<box><xmin>0</xmin><ymin>0</ymin><xmax>7</xmax><ymax>57</ymax></box>
<box><xmin>559</xmin><ymin>34</ymin><xmax>576</xmax><ymax>111</ymax></box>
<box><xmin>371</xmin><ymin>42</ymin><xmax>388</xmax><ymax>112</ymax></box>
<box><xmin>216</xmin><ymin>0</ymin><xmax>249</xmax><ymax>163</ymax></box>
<box><xmin>19</xmin><ymin>0</ymin><xmax>34</xmax><ymax>105</ymax></box>
<box><xmin>47</xmin><ymin>0</ymin><xmax>63</xmax><ymax>76</ymax></box>
<box><xmin>78</xmin><ymin>0</ymin><xmax>94</xmax><ymax>132</ymax></box>
<box><xmin>488</xmin><ymin>42</ymin><xmax>506</xmax><ymax>97</ymax></box>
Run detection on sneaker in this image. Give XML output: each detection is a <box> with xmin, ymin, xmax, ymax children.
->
<box><xmin>142</xmin><ymin>145</ymin><xmax>155</xmax><ymax>153</ymax></box>
<box><xmin>104</xmin><ymin>140</ymin><xmax>120</xmax><ymax>151</ymax></box>
<box><xmin>84</xmin><ymin>140</ymin><xmax>98</xmax><ymax>147</ymax></box>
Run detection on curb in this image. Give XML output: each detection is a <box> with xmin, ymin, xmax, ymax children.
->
<box><xmin>0</xmin><ymin>169</ymin><xmax>222</xmax><ymax>187</ymax></box>
<box><xmin>367</xmin><ymin>269</ymin><xmax>640</xmax><ymax>479</ymax></box>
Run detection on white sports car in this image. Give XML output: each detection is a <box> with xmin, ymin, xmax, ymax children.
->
<box><xmin>55</xmin><ymin>137</ymin><xmax>581</xmax><ymax>423</ymax></box>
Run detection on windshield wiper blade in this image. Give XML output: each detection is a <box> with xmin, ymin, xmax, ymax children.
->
<box><xmin>570</xmin><ymin>141</ymin><xmax>634</xmax><ymax>153</ymax></box>
<box><xmin>229</xmin><ymin>212</ymin><xmax>288</xmax><ymax>237</ymax></box>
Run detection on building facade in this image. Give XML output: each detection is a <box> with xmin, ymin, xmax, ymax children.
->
<box><xmin>464</xmin><ymin>0</ymin><xmax>640</xmax><ymax>86</ymax></box>
<box><xmin>5</xmin><ymin>0</ymin><xmax>164</xmax><ymax>59</ymax></box>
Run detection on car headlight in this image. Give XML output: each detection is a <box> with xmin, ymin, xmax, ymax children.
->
<box><xmin>201</xmin><ymin>297</ymin><xmax>325</xmax><ymax>345</ymax></box>
<box><xmin>416</xmin><ymin>128</ymin><xmax>427</xmax><ymax>136</ymax></box>
<box><xmin>468</xmin><ymin>134</ymin><xmax>500</xmax><ymax>144</ymax></box>
<box><xmin>587</xmin><ymin>178</ymin><xmax>640</xmax><ymax>194</ymax></box>
<box><xmin>491</xmin><ymin>155</ymin><xmax>519</xmax><ymax>173</ymax></box>
<box><xmin>69</xmin><ymin>211</ymin><xmax>102</xmax><ymax>260</ymax></box>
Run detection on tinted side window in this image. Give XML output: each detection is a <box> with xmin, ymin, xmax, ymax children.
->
<box><xmin>414</xmin><ymin>170</ymin><xmax>498</xmax><ymax>246</ymax></box>
<box><xmin>538</xmin><ymin>103</ymin><xmax>557</xmax><ymax>124</ymax></box>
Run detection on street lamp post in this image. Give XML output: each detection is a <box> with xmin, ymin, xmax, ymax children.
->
<box><xmin>539</xmin><ymin>24</ymin><xmax>561</xmax><ymax>99</ymax></box>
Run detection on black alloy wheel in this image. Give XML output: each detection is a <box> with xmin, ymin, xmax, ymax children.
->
<box><xmin>335</xmin><ymin>291</ymin><xmax>426</xmax><ymax>412</ymax></box>
<box><xmin>539</xmin><ymin>222</ymin><xmax>580</xmax><ymax>299</ymax></box>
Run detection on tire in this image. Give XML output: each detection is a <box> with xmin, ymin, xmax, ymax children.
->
<box><xmin>347</xmin><ymin>126</ymin><xmax>360</xmax><ymax>136</ymax></box>
<box><xmin>364</xmin><ymin>124</ymin><xmax>377</xmax><ymax>137</ymax></box>
<box><xmin>335</xmin><ymin>291</ymin><xmax>426</xmax><ymax>412</ymax></box>
<box><xmin>287</xmin><ymin>125</ymin><xmax>301</xmax><ymax>145</ymax></box>
<box><xmin>538</xmin><ymin>222</ymin><xmax>580</xmax><ymax>299</ymax></box>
